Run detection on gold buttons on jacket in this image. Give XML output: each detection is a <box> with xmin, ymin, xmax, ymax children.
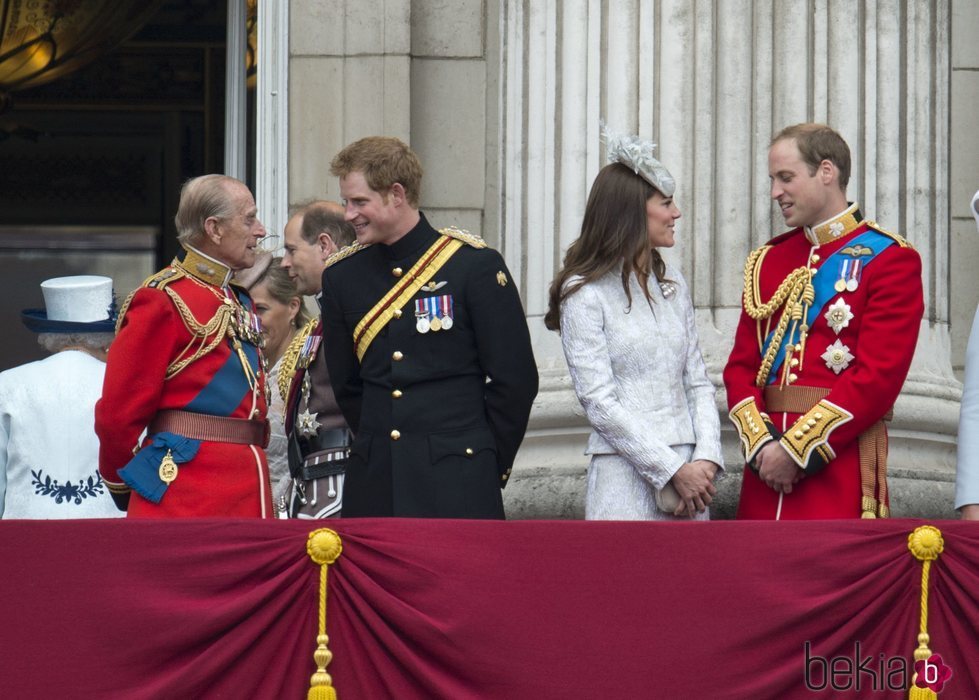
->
<box><xmin>392</xmin><ymin>389</ymin><xmax>403</xmax><ymax>398</ymax></box>
<box><xmin>392</xmin><ymin>351</ymin><xmax>404</xmax><ymax>361</ymax></box>
<box><xmin>465</xmin><ymin>448</ymin><xmax>474</xmax><ymax>456</ymax></box>
<box><xmin>392</xmin><ymin>267</ymin><xmax>403</xmax><ymax>277</ymax></box>
<box><xmin>810</xmin><ymin>254</ymin><xmax>820</xmax><ymax>264</ymax></box>
<box><xmin>393</xmin><ymin>308</ymin><xmax>403</xmax><ymax>318</ymax></box>
<box><xmin>390</xmin><ymin>430</ymin><xmax>401</xmax><ymax>440</ymax></box>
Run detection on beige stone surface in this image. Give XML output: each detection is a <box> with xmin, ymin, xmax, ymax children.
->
<box><xmin>411</xmin><ymin>0</ymin><xmax>484</xmax><ymax>57</ymax></box>
<box><xmin>290</xmin><ymin>0</ymin><xmax>345</xmax><ymax>55</ymax></box>
<box><xmin>345</xmin><ymin>0</ymin><xmax>411</xmax><ymax>55</ymax></box>
<box><xmin>410</xmin><ymin>58</ymin><xmax>486</xmax><ymax>209</ymax></box>
<box><xmin>951</xmin><ymin>218</ymin><xmax>979</xmax><ymax>373</ymax></box>
<box><xmin>952</xmin><ymin>0</ymin><xmax>979</xmax><ymax>67</ymax></box>
<box><xmin>289</xmin><ymin>57</ymin><xmax>345</xmax><ymax>204</ymax></box>
<box><xmin>951</xmin><ymin>70</ymin><xmax>979</xmax><ymax>219</ymax></box>
<box><xmin>342</xmin><ymin>56</ymin><xmax>412</xmax><ymax>141</ymax></box>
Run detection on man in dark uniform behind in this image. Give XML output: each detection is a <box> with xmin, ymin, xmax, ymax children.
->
<box><xmin>321</xmin><ymin>136</ymin><xmax>538</xmax><ymax>518</ymax></box>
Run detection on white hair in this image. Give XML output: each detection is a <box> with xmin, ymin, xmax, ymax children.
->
<box><xmin>37</xmin><ymin>332</ymin><xmax>114</xmax><ymax>355</ymax></box>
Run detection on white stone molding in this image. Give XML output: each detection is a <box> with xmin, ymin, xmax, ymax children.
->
<box><xmin>225</xmin><ymin>0</ymin><xmax>248</xmax><ymax>181</ymax></box>
<box><xmin>256</xmin><ymin>0</ymin><xmax>289</xmax><ymax>247</ymax></box>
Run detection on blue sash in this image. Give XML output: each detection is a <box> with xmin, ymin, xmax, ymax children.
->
<box><xmin>763</xmin><ymin>230</ymin><xmax>896</xmax><ymax>383</ymax></box>
<box><xmin>118</xmin><ymin>432</ymin><xmax>201</xmax><ymax>504</ymax></box>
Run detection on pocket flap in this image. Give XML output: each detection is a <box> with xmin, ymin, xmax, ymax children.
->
<box><xmin>428</xmin><ymin>428</ymin><xmax>497</xmax><ymax>463</ymax></box>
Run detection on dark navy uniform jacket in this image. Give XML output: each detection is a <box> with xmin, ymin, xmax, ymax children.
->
<box><xmin>320</xmin><ymin>213</ymin><xmax>538</xmax><ymax>518</ymax></box>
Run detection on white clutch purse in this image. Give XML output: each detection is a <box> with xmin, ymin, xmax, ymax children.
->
<box><xmin>654</xmin><ymin>482</ymin><xmax>681</xmax><ymax>513</ymax></box>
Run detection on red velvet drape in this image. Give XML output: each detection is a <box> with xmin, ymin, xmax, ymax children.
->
<box><xmin>1</xmin><ymin>519</ymin><xmax>976</xmax><ymax>699</ymax></box>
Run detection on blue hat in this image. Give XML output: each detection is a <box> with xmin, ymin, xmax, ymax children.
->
<box><xmin>21</xmin><ymin>275</ymin><xmax>117</xmax><ymax>334</ymax></box>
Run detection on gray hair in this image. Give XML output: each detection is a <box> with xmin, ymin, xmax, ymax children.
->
<box><xmin>38</xmin><ymin>332</ymin><xmax>114</xmax><ymax>355</ymax></box>
<box><xmin>300</xmin><ymin>202</ymin><xmax>356</xmax><ymax>248</ymax></box>
<box><xmin>174</xmin><ymin>174</ymin><xmax>242</xmax><ymax>246</ymax></box>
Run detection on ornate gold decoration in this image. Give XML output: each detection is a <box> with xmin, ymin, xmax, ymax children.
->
<box><xmin>779</xmin><ymin>399</ymin><xmax>852</xmax><ymax>469</ymax></box>
<box><xmin>279</xmin><ymin>317</ymin><xmax>318</xmax><ymax>403</ymax></box>
<box><xmin>440</xmin><ymin>226</ymin><xmax>487</xmax><ymax>249</ymax></box>
<box><xmin>306</xmin><ymin>528</ymin><xmax>343</xmax><ymax>700</ymax></box>
<box><xmin>906</xmin><ymin>526</ymin><xmax>945</xmax><ymax>699</ymax></box>
<box><xmin>728</xmin><ymin>397</ymin><xmax>773</xmax><ymax>462</ymax></box>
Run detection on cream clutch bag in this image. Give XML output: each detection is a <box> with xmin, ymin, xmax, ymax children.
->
<box><xmin>654</xmin><ymin>482</ymin><xmax>681</xmax><ymax>513</ymax></box>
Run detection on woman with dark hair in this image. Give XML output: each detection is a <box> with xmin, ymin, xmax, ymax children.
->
<box><xmin>244</xmin><ymin>255</ymin><xmax>311</xmax><ymax>511</ymax></box>
<box><xmin>545</xmin><ymin>125</ymin><xmax>723</xmax><ymax>520</ymax></box>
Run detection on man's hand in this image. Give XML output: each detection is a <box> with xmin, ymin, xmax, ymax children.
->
<box><xmin>756</xmin><ymin>442</ymin><xmax>803</xmax><ymax>494</ymax></box>
<box><xmin>669</xmin><ymin>460</ymin><xmax>718</xmax><ymax>517</ymax></box>
<box><xmin>959</xmin><ymin>504</ymin><xmax>979</xmax><ymax>521</ymax></box>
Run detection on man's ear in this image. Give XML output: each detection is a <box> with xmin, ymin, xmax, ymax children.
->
<box><xmin>818</xmin><ymin>159</ymin><xmax>837</xmax><ymax>186</ymax></box>
<box><xmin>318</xmin><ymin>233</ymin><xmax>338</xmax><ymax>261</ymax></box>
<box><xmin>203</xmin><ymin>216</ymin><xmax>222</xmax><ymax>245</ymax></box>
<box><xmin>389</xmin><ymin>182</ymin><xmax>407</xmax><ymax>207</ymax></box>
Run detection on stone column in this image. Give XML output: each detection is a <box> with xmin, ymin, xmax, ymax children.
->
<box><xmin>497</xmin><ymin>0</ymin><xmax>955</xmax><ymax>518</ymax></box>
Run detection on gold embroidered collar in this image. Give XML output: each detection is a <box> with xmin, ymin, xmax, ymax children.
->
<box><xmin>804</xmin><ymin>203</ymin><xmax>863</xmax><ymax>246</ymax></box>
<box><xmin>175</xmin><ymin>245</ymin><xmax>234</xmax><ymax>287</ymax></box>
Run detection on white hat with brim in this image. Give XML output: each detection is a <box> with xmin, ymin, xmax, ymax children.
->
<box><xmin>21</xmin><ymin>275</ymin><xmax>117</xmax><ymax>334</ymax></box>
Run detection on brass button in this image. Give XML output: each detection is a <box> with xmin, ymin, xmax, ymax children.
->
<box><xmin>794</xmin><ymin>430</ymin><xmax>804</xmax><ymax>439</ymax></box>
<box><xmin>501</xmin><ymin>472</ymin><xmax>509</xmax><ymax>481</ymax></box>
<box><xmin>393</xmin><ymin>308</ymin><xmax>402</xmax><ymax>318</ymax></box>
<box><xmin>465</xmin><ymin>448</ymin><xmax>474</xmax><ymax>456</ymax></box>
<box><xmin>390</xmin><ymin>430</ymin><xmax>401</xmax><ymax>440</ymax></box>
<box><xmin>392</xmin><ymin>351</ymin><xmax>403</xmax><ymax>361</ymax></box>
<box><xmin>788</xmin><ymin>373</ymin><xmax>798</xmax><ymax>383</ymax></box>
<box><xmin>392</xmin><ymin>267</ymin><xmax>403</xmax><ymax>277</ymax></box>
<box><xmin>752</xmin><ymin>427</ymin><xmax>760</xmax><ymax>434</ymax></box>
<box><xmin>392</xmin><ymin>389</ymin><xmax>402</xmax><ymax>398</ymax></box>
<box><xmin>790</xmin><ymin>358</ymin><xmax>799</xmax><ymax>367</ymax></box>
<box><xmin>807</xmin><ymin>418</ymin><xmax>817</xmax><ymax>427</ymax></box>
<box><xmin>814</xmin><ymin>412</ymin><xmax>823</xmax><ymax>420</ymax></box>
<box><xmin>810</xmin><ymin>254</ymin><xmax>820</xmax><ymax>264</ymax></box>
<box><xmin>802</xmin><ymin>425</ymin><xmax>811</xmax><ymax>433</ymax></box>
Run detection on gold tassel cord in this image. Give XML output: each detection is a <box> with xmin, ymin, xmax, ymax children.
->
<box><xmin>906</xmin><ymin>525</ymin><xmax>945</xmax><ymax>700</ymax></box>
<box><xmin>307</xmin><ymin>528</ymin><xmax>343</xmax><ymax>700</ymax></box>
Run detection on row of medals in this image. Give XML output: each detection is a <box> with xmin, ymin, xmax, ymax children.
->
<box><xmin>416</xmin><ymin>312</ymin><xmax>453</xmax><ymax>334</ymax></box>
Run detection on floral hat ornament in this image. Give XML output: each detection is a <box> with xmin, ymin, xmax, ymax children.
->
<box><xmin>600</xmin><ymin>120</ymin><xmax>675</xmax><ymax>197</ymax></box>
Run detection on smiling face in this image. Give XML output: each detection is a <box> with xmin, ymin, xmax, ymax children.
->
<box><xmin>339</xmin><ymin>170</ymin><xmax>408</xmax><ymax>246</ymax></box>
<box><xmin>249</xmin><ymin>279</ymin><xmax>299</xmax><ymax>365</ymax></box>
<box><xmin>209</xmin><ymin>182</ymin><xmax>266</xmax><ymax>270</ymax></box>
<box><xmin>768</xmin><ymin>137</ymin><xmax>844</xmax><ymax>228</ymax></box>
<box><xmin>645</xmin><ymin>190</ymin><xmax>681</xmax><ymax>248</ymax></box>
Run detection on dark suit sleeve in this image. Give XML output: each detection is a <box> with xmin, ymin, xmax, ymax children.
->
<box><xmin>465</xmin><ymin>250</ymin><xmax>539</xmax><ymax>481</ymax></box>
<box><xmin>320</xmin><ymin>267</ymin><xmax>363</xmax><ymax>433</ymax></box>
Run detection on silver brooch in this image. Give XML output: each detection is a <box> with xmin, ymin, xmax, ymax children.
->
<box><xmin>659</xmin><ymin>281</ymin><xmax>677</xmax><ymax>299</ymax></box>
<box><xmin>821</xmin><ymin>339</ymin><xmax>854</xmax><ymax>374</ymax></box>
<box><xmin>824</xmin><ymin>298</ymin><xmax>854</xmax><ymax>335</ymax></box>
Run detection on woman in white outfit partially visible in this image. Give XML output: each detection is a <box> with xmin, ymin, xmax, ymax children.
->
<box><xmin>545</xmin><ymin>124</ymin><xmax>723</xmax><ymax>520</ymax></box>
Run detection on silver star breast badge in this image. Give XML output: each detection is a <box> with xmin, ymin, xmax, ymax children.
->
<box><xmin>296</xmin><ymin>409</ymin><xmax>321</xmax><ymax>438</ymax></box>
<box><xmin>824</xmin><ymin>298</ymin><xmax>854</xmax><ymax>335</ymax></box>
<box><xmin>822</xmin><ymin>339</ymin><xmax>854</xmax><ymax>374</ymax></box>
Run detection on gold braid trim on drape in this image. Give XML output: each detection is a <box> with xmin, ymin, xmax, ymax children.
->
<box><xmin>307</xmin><ymin>528</ymin><xmax>343</xmax><ymax>700</ymax></box>
<box><xmin>907</xmin><ymin>526</ymin><xmax>944</xmax><ymax>699</ymax></box>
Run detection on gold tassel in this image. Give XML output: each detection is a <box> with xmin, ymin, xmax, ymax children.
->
<box><xmin>307</xmin><ymin>528</ymin><xmax>343</xmax><ymax>700</ymax></box>
<box><xmin>907</xmin><ymin>526</ymin><xmax>944</xmax><ymax>699</ymax></box>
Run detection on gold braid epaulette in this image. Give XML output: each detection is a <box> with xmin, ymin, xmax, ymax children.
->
<box><xmin>741</xmin><ymin>245</ymin><xmax>813</xmax><ymax>386</ymax></box>
<box><xmin>115</xmin><ymin>266</ymin><xmax>187</xmax><ymax>333</ymax></box>
<box><xmin>866</xmin><ymin>220</ymin><xmax>914</xmax><ymax>249</ymax></box>
<box><xmin>324</xmin><ymin>242</ymin><xmax>371</xmax><ymax>268</ymax></box>
<box><xmin>277</xmin><ymin>317</ymin><xmax>318</xmax><ymax>403</ymax></box>
<box><xmin>162</xmin><ymin>286</ymin><xmax>234</xmax><ymax>379</ymax></box>
<box><xmin>439</xmin><ymin>226</ymin><xmax>487</xmax><ymax>248</ymax></box>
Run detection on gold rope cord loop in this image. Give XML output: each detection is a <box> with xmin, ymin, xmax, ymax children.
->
<box><xmin>307</xmin><ymin>528</ymin><xmax>343</xmax><ymax>700</ymax></box>
<box><xmin>906</xmin><ymin>525</ymin><xmax>944</xmax><ymax>699</ymax></box>
<box><xmin>741</xmin><ymin>248</ymin><xmax>813</xmax><ymax>387</ymax></box>
<box><xmin>278</xmin><ymin>317</ymin><xmax>318</xmax><ymax>403</ymax></box>
<box><xmin>163</xmin><ymin>288</ymin><xmax>233</xmax><ymax>379</ymax></box>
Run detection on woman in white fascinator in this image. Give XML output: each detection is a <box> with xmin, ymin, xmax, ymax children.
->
<box><xmin>545</xmin><ymin>122</ymin><xmax>723</xmax><ymax>520</ymax></box>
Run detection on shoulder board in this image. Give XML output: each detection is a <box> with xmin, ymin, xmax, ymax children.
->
<box><xmin>116</xmin><ymin>266</ymin><xmax>186</xmax><ymax>331</ymax></box>
<box><xmin>440</xmin><ymin>227</ymin><xmax>487</xmax><ymax>249</ymax></box>
<box><xmin>865</xmin><ymin>220</ymin><xmax>913</xmax><ymax>249</ymax></box>
<box><xmin>325</xmin><ymin>242</ymin><xmax>371</xmax><ymax>268</ymax></box>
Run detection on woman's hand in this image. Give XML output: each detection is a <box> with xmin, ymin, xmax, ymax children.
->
<box><xmin>669</xmin><ymin>460</ymin><xmax>718</xmax><ymax>517</ymax></box>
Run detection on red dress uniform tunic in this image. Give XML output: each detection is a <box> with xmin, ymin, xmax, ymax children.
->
<box><xmin>96</xmin><ymin>247</ymin><xmax>272</xmax><ymax>517</ymax></box>
<box><xmin>723</xmin><ymin>204</ymin><xmax>923</xmax><ymax>519</ymax></box>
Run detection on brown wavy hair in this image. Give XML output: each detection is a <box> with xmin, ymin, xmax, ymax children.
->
<box><xmin>544</xmin><ymin>163</ymin><xmax>668</xmax><ymax>331</ymax></box>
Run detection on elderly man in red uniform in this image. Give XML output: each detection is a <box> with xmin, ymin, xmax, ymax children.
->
<box><xmin>724</xmin><ymin>123</ymin><xmax>924</xmax><ymax>519</ymax></box>
<box><xmin>97</xmin><ymin>174</ymin><xmax>273</xmax><ymax>517</ymax></box>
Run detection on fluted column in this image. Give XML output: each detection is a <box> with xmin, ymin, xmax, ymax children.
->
<box><xmin>498</xmin><ymin>0</ymin><xmax>954</xmax><ymax>518</ymax></box>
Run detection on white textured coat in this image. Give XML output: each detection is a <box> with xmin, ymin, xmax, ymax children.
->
<box><xmin>956</xmin><ymin>305</ymin><xmax>979</xmax><ymax>510</ymax></box>
<box><xmin>560</xmin><ymin>266</ymin><xmax>723</xmax><ymax>519</ymax></box>
<box><xmin>0</xmin><ymin>351</ymin><xmax>122</xmax><ymax>518</ymax></box>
